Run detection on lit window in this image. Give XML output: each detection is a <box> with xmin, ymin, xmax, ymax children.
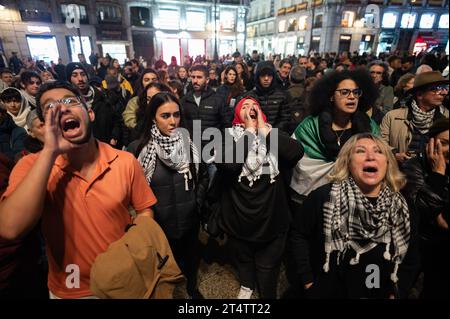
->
<box><xmin>401</xmin><ymin>13</ymin><xmax>417</xmax><ymax>28</ymax></box>
<box><xmin>186</xmin><ymin>11</ymin><xmax>206</xmax><ymax>31</ymax></box>
<box><xmin>299</xmin><ymin>16</ymin><xmax>307</xmax><ymax>30</ymax></box>
<box><xmin>382</xmin><ymin>12</ymin><xmax>397</xmax><ymax>28</ymax></box>
<box><xmin>438</xmin><ymin>14</ymin><xmax>449</xmax><ymax>29</ymax></box>
<box><xmin>278</xmin><ymin>20</ymin><xmax>286</xmax><ymax>32</ymax></box>
<box><xmin>158</xmin><ymin>9</ymin><xmax>180</xmax><ymax>30</ymax></box>
<box><xmin>419</xmin><ymin>13</ymin><xmax>435</xmax><ymax>29</ymax></box>
<box><xmin>220</xmin><ymin>10</ymin><xmax>236</xmax><ymax>32</ymax></box>
<box><xmin>342</xmin><ymin>11</ymin><xmax>355</xmax><ymax>27</ymax></box>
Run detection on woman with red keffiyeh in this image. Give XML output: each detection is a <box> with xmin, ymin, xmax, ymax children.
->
<box><xmin>216</xmin><ymin>97</ymin><xmax>303</xmax><ymax>299</ymax></box>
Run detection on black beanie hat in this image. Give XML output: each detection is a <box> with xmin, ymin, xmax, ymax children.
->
<box><xmin>66</xmin><ymin>62</ymin><xmax>87</xmax><ymax>82</ymax></box>
<box><xmin>429</xmin><ymin>117</ymin><xmax>449</xmax><ymax>138</ymax></box>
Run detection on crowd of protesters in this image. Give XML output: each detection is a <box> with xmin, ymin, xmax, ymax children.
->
<box><xmin>0</xmin><ymin>46</ymin><xmax>448</xmax><ymax>300</ymax></box>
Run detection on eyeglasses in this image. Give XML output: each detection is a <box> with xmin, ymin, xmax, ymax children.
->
<box><xmin>370</xmin><ymin>71</ymin><xmax>383</xmax><ymax>75</ymax></box>
<box><xmin>43</xmin><ymin>96</ymin><xmax>82</xmax><ymax>114</ymax></box>
<box><xmin>428</xmin><ymin>85</ymin><xmax>449</xmax><ymax>93</ymax></box>
<box><xmin>335</xmin><ymin>88</ymin><xmax>363</xmax><ymax>98</ymax></box>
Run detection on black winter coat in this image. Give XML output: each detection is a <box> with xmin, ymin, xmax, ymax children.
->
<box><xmin>243</xmin><ymin>82</ymin><xmax>291</xmax><ymax>133</ymax></box>
<box><xmin>181</xmin><ymin>86</ymin><xmax>233</xmax><ymax>137</ymax></box>
<box><xmin>150</xmin><ymin>158</ymin><xmax>198</xmax><ymax>239</ymax></box>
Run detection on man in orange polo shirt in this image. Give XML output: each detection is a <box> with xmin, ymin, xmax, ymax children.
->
<box><xmin>0</xmin><ymin>81</ymin><xmax>157</xmax><ymax>299</ymax></box>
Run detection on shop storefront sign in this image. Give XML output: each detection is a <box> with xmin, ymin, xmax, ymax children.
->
<box><xmin>27</xmin><ymin>26</ymin><xmax>51</xmax><ymax>34</ymax></box>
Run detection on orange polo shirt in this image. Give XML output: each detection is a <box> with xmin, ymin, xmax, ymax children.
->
<box><xmin>2</xmin><ymin>141</ymin><xmax>157</xmax><ymax>298</ymax></box>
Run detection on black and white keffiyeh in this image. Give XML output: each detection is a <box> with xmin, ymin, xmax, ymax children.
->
<box><xmin>138</xmin><ymin>125</ymin><xmax>199</xmax><ymax>190</ymax></box>
<box><xmin>411</xmin><ymin>99</ymin><xmax>435</xmax><ymax>134</ymax></box>
<box><xmin>323</xmin><ymin>177</ymin><xmax>410</xmax><ymax>283</ymax></box>
<box><xmin>228</xmin><ymin>124</ymin><xmax>279</xmax><ymax>187</ymax></box>
<box><xmin>82</xmin><ymin>86</ymin><xmax>96</xmax><ymax>109</ymax></box>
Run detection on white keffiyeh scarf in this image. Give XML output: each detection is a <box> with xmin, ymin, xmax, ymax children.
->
<box><xmin>138</xmin><ymin>125</ymin><xmax>199</xmax><ymax>191</ymax></box>
<box><xmin>323</xmin><ymin>177</ymin><xmax>410</xmax><ymax>283</ymax></box>
<box><xmin>228</xmin><ymin>124</ymin><xmax>279</xmax><ymax>187</ymax></box>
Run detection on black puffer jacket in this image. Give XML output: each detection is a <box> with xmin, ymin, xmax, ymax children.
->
<box><xmin>150</xmin><ymin>158</ymin><xmax>198</xmax><ymax>239</ymax></box>
<box><xmin>180</xmin><ymin>86</ymin><xmax>232</xmax><ymax>136</ymax></box>
<box><xmin>243</xmin><ymin>61</ymin><xmax>291</xmax><ymax>133</ymax></box>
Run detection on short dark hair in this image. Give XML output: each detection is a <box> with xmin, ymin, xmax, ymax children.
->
<box><xmin>387</xmin><ymin>55</ymin><xmax>401</xmax><ymax>64</ymax></box>
<box><xmin>279</xmin><ymin>58</ymin><xmax>292</xmax><ymax>68</ymax></box>
<box><xmin>0</xmin><ymin>68</ymin><xmax>13</xmax><ymax>76</ymax></box>
<box><xmin>35</xmin><ymin>81</ymin><xmax>84</xmax><ymax>122</ymax></box>
<box><xmin>0</xmin><ymin>87</ymin><xmax>22</xmax><ymax>102</ymax></box>
<box><xmin>189</xmin><ymin>65</ymin><xmax>208</xmax><ymax>77</ymax></box>
<box><xmin>20</xmin><ymin>71</ymin><xmax>41</xmax><ymax>85</ymax></box>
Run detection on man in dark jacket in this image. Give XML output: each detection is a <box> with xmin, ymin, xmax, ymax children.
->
<box><xmin>67</xmin><ymin>62</ymin><xmax>122</xmax><ymax>148</ymax></box>
<box><xmin>8</xmin><ymin>52</ymin><xmax>23</xmax><ymax>75</ymax></box>
<box><xmin>286</xmin><ymin>66</ymin><xmax>307</xmax><ymax>134</ymax></box>
<box><xmin>180</xmin><ymin>65</ymin><xmax>232</xmax><ymax>142</ymax></box>
<box><xmin>243</xmin><ymin>61</ymin><xmax>291</xmax><ymax>133</ymax></box>
<box><xmin>54</xmin><ymin>58</ymin><xmax>66</xmax><ymax>81</ymax></box>
<box><xmin>402</xmin><ymin>118</ymin><xmax>449</xmax><ymax>299</ymax></box>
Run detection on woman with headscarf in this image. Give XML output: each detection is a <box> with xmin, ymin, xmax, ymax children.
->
<box><xmin>216</xmin><ymin>97</ymin><xmax>303</xmax><ymax>299</ymax></box>
<box><xmin>0</xmin><ymin>87</ymin><xmax>30</xmax><ymax>129</ymax></box>
<box><xmin>290</xmin><ymin>133</ymin><xmax>411</xmax><ymax>298</ymax></box>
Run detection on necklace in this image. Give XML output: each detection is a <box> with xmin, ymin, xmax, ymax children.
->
<box><xmin>334</xmin><ymin>129</ymin><xmax>346</xmax><ymax>147</ymax></box>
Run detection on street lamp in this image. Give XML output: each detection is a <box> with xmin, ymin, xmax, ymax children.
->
<box><xmin>308</xmin><ymin>1</ymin><xmax>316</xmax><ymax>56</ymax></box>
<box><xmin>213</xmin><ymin>0</ymin><xmax>219</xmax><ymax>61</ymax></box>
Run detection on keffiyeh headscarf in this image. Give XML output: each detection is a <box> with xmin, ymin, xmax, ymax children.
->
<box><xmin>322</xmin><ymin>177</ymin><xmax>410</xmax><ymax>283</ymax></box>
<box><xmin>138</xmin><ymin>125</ymin><xmax>199</xmax><ymax>191</ymax></box>
<box><xmin>228</xmin><ymin>97</ymin><xmax>279</xmax><ymax>187</ymax></box>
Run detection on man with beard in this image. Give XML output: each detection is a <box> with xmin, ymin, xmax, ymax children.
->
<box><xmin>243</xmin><ymin>61</ymin><xmax>291</xmax><ymax>133</ymax></box>
<box><xmin>180</xmin><ymin>65</ymin><xmax>232</xmax><ymax>140</ymax></box>
<box><xmin>66</xmin><ymin>62</ymin><xmax>123</xmax><ymax>148</ymax></box>
<box><xmin>0</xmin><ymin>81</ymin><xmax>157</xmax><ymax>299</ymax></box>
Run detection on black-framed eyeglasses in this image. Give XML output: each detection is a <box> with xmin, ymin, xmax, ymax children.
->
<box><xmin>335</xmin><ymin>88</ymin><xmax>363</xmax><ymax>98</ymax></box>
<box><xmin>429</xmin><ymin>85</ymin><xmax>449</xmax><ymax>93</ymax></box>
